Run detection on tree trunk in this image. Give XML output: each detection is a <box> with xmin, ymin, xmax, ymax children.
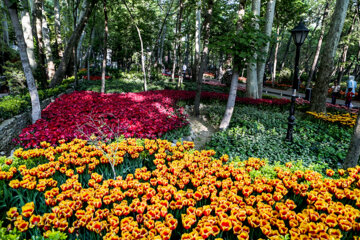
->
<box><xmin>21</xmin><ymin>0</ymin><xmax>37</xmax><ymax>70</ymax></box>
<box><xmin>257</xmin><ymin>0</ymin><xmax>276</xmax><ymax>98</ymax></box>
<box><xmin>122</xmin><ymin>0</ymin><xmax>147</xmax><ymax>91</ymax></box>
<box><xmin>344</xmin><ymin>113</ymin><xmax>360</xmax><ymax>168</ymax></box>
<box><xmin>1</xmin><ymin>1</ymin><xmax>9</xmax><ymax>45</ymax></box>
<box><xmin>34</xmin><ymin>0</ymin><xmax>48</xmax><ymax>87</ymax></box>
<box><xmin>5</xmin><ymin>0</ymin><xmax>41</xmax><ymax>123</ymax></box>
<box><xmin>271</xmin><ymin>25</ymin><xmax>281</xmax><ymax>84</ymax></box>
<box><xmin>159</xmin><ymin>24</ymin><xmax>166</xmax><ymax>68</ymax></box>
<box><xmin>41</xmin><ymin>8</ymin><xmax>56</xmax><ymax>79</ymax></box>
<box><xmin>336</xmin><ymin>9</ymin><xmax>357</xmax><ymax>84</ymax></box>
<box><xmin>101</xmin><ymin>0</ymin><xmax>108</xmax><ymax>93</ymax></box>
<box><xmin>77</xmin><ymin>32</ymin><xmax>85</xmax><ymax>68</ymax></box>
<box><xmin>193</xmin><ymin>0</ymin><xmax>201</xmax><ymax>83</ymax></box>
<box><xmin>50</xmin><ymin>0</ymin><xmax>96</xmax><ymax>87</ymax></box>
<box><xmin>194</xmin><ymin>0</ymin><xmax>213</xmax><ymax>117</ymax></box>
<box><xmin>219</xmin><ymin>0</ymin><xmax>246</xmax><ymax>130</ymax></box>
<box><xmin>310</xmin><ymin>0</ymin><xmax>350</xmax><ymax>113</ymax></box>
<box><xmin>306</xmin><ymin>1</ymin><xmax>330</xmax><ymax>89</ymax></box>
<box><xmin>176</xmin><ymin>0</ymin><xmax>184</xmax><ymax>89</ymax></box>
<box><xmin>337</xmin><ymin>45</ymin><xmax>349</xmax><ymax>83</ymax></box>
<box><xmin>87</xmin><ymin>26</ymin><xmax>95</xmax><ymax>81</ymax></box>
<box><xmin>245</xmin><ymin>0</ymin><xmax>261</xmax><ymax>99</ymax></box>
<box><xmin>54</xmin><ymin>0</ymin><xmax>63</xmax><ymax>58</ymax></box>
<box><xmin>279</xmin><ymin>35</ymin><xmax>291</xmax><ymax>71</ymax></box>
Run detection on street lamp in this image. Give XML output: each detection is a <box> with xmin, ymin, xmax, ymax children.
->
<box><xmin>285</xmin><ymin>21</ymin><xmax>309</xmax><ymax>142</ymax></box>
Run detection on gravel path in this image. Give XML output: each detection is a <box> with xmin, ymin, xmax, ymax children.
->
<box><xmin>187</xmin><ymin>115</ymin><xmax>217</xmax><ymax>150</ymax></box>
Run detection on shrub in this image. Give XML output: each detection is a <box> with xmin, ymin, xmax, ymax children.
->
<box><xmin>3</xmin><ymin>61</ymin><xmax>27</xmax><ymax>95</ymax></box>
<box><xmin>0</xmin><ymin>77</ymin><xmax>74</xmax><ymax>123</ymax></box>
<box><xmin>205</xmin><ymin>104</ymin><xmax>351</xmax><ymax>169</ymax></box>
<box><xmin>276</xmin><ymin>67</ymin><xmax>292</xmax><ymax>84</ymax></box>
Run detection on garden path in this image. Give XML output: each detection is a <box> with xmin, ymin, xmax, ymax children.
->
<box><xmin>188</xmin><ymin>115</ymin><xmax>216</xmax><ymax>150</ymax></box>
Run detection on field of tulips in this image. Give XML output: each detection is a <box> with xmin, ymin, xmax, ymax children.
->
<box><xmin>15</xmin><ymin>90</ymin><xmax>290</xmax><ymax>148</ymax></box>
<box><xmin>0</xmin><ymin>139</ymin><xmax>360</xmax><ymax>239</ymax></box>
<box><xmin>306</xmin><ymin>112</ymin><xmax>357</xmax><ymax>127</ymax></box>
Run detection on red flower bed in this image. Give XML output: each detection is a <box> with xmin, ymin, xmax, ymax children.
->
<box><xmin>16</xmin><ymin>90</ymin><xmax>290</xmax><ymax>148</ymax></box>
<box><xmin>83</xmin><ymin>76</ymin><xmax>111</xmax><ymax>81</ymax></box>
<box><xmin>16</xmin><ymin>91</ymin><xmax>188</xmax><ymax>148</ymax></box>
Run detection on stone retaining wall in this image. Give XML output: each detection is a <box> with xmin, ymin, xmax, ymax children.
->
<box><xmin>0</xmin><ymin>88</ymin><xmax>75</xmax><ymax>156</ymax></box>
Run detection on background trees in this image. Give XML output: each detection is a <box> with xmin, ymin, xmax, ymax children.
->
<box><xmin>2</xmin><ymin>0</ymin><xmax>358</xmax><ymax>95</ymax></box>
<box><xmin>1</xmin><ymin>0</ymin><xmax>359</xmax><ymax>164</ymax></box>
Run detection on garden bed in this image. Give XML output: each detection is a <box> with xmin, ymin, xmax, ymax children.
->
<box><xmin>204</xmin><ymin>103</ymin><xmax>352</xmax><ymax>170</ymax></box>
<box><xmin>0</xmin><ymin>139</ymin><xmax>359</xmax><ymax>239</ymax></box>
<box><xmin>15</xmin><ymin>90</ymin><xmax>291</xmax><ymax>148</ymax></box>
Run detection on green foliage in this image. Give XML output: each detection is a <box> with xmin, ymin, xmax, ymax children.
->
<box><xmin>31</xmin><ymin>230</ymin><xmax>67</xmax><ymax>240</ymax></box>
<box><xmin>276</xmin><ymin>67</ymin><xmax>292</xmax><ymax>84</ymax></box>
<box><xmin>0</xmin><ymin>221</ymin><xmax>21</xmax><ymax>240</ymax></box>
<box><xmin>161</xmin><ymin>125</ymin><xmax>191</xmax><ymax>142</ymax></box>
<box><xmin>3</xmin><ymin>61</ymin><xmax>27</xmax><ymax>95</ymax></box>
<box><xmin>0</xmin><ymin>77</ymin><xmax>74</xmax><ymax>123</ymax></box>
<box><xmin>211</xmin><ymin>12</ymin><xmax>270</xmax><ymax>67</ymax></box>
<box><xmin>237</xmin><ymin>159</ymin><xmax>326</xmax><ymax>179</ymax></box>
<box><xmin>205</xmin><ymin>104</ymin><xmax>351</xmax><ymax>169</ymax></box>
<box><xmin>78</xmin><ymin>72</ymin><xmax>178</xmax><ymax>93</ymax></box>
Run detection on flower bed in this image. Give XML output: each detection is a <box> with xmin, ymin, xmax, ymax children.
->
<box><xmin>1</xmin><ymin>139</ymin><xmax>360</xmax><ymax>239</ymax></box>
<box><xmin>306</xmin><ymin>112</ymin><xmax>357</xmax><ymax>127</ymax></box>
<box><xmin>15</xmin><ymin>90</ymin><xmax>290</xmax><ymax>148</ymax></box>
<box><xmin>83</xmin><ymin>76</ymin><xmax>111</xmax><ymax>81</ymax></box>
<box><xmin>296</xmin><ymin>98</ymin><xmax>358</xmax><ymax>114</ymax></box>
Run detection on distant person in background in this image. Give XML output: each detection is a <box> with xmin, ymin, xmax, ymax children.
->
<box><xmin>345</xmin><ymin>88</ymin><xmax>355</xmax><ymax>108</ymax></box>
<box><xmin>182</xmin><ymin>64</ymin><xmax>187</xmax><ymax>78</ymax></box>
<box><xmin>346</xmin><ymin>75</ymin><xmax>357</xmax><ymax>94</ymax></box>
<box><xmin>331</xmin><ymin>81</ymin><xmax>340</xmax><ymax>104</ymax></box>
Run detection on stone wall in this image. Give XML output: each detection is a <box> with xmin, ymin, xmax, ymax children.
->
<box><xmin>0</xmin><ymin>88</ymin><xmax>75</xmax><ymax>156</ymax></box>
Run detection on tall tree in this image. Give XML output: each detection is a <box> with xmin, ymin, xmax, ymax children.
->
<box><xmin>271</xmin><ymin>25</ymin><xmax>281</xmax><ymax>84</ymax></box>
<box><xmin>245</xmin><ymin>0</ymin><xmax>261</xmax><ymax>99</ymax></box>
<box><xmin>219</xmin><ymin>0</ymin><xmax>246</xmax><ymax>131</ymax></box>
<box><xmin>122</xmin><ymin>0</ymin><xmax>147</xmax><ymax>91</ymax></box>
<box><xmin>306</xmin><ymin>1</ymin><xmax>330</xmax><ymax>89</ymax></box>
<box><xmin>194</xmin><ymin>0</ymin><xmax>214</xmax><ymax>117</ymax></box>
<box><xmin>336</xmin><ymin>6</ymin><xmax>358</xmax><ymax>84</ymax></box>
<box><xmin>193</xmin><ymin>0</ymin><xmax>201</xmax><ymax>83</ymax></box>
<box><xmin>257</xmin><ymin>0</ymin><xmax>276</xmax><ymax>98</ymax></box>
<box><xmin>42</xmin><ymin>8</ymin><xmax>56</xmax><ymax>79</ymax></box>
<box><xmin>21</xmin><ymin>0</ymin><xmax>37</xmax><ymax>70</ymax></box>
<box><xmin>176</xmin><ymin>0</ymin><xmax>184</xmax><ymax>88</ymax></box>
<box><xmin>34</xmin><ymin>0</ymin><xmax>48</xmax><ymax>86</ymax></box>
<box><xmin>101</xmin><ymin>0</ymin><xmax>109</xmax><ymax>93</ymax></box>
<box><xmin>1</xmin><ymin>1</ymin><xmax>9</xmax><ymax>45</ymax></box>
<box><xmin>50</xmin><ymin>0</ymin><xmax>97</xmax><ymax>87</ymax></box>
<box><xmin>54</xmin><ymin>0</ymin><xmax>64</xmax><ymax>58</ymax></box>
<box><xmin>344</xmin><ymin>113</ymin><xmax>360</xmax><ymax>168</ymax></box>
<box><xmin>4</xmin><ymin>0</ymin><xmax>41</xmax><ymax>123</ymax></box>
<box><xmin>310</xmin><ymin>0</ymin><xmax>350</xmax><ymax>112</ymax></box>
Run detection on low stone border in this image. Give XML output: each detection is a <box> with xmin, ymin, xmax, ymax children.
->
<box><xmin>0</xmin><ymin>87</ymin><xmax>76</xmax><ymax>156</ymax></box>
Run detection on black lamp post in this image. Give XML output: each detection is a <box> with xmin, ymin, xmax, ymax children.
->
<box><xmin>285</xmin><ymin>21</ymin><xmax>309</xmax><ymax>142</ymax></box>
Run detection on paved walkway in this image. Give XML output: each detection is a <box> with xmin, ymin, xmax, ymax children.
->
<box><xmin>238</xmin><ymin>83</ymin><xmax>360</xmax><ymax>108</ymax></box>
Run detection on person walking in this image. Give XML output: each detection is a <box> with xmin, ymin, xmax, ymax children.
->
<box><xmin>346</xmin><ymin>75</ymin><xmax>357</xmax><ymax>94</ymax></box>
<box><xmin>345</xmin><ymin>88</ymin><xmax>355</xmax><ymax>108</ymax></box>
<box><xmin>182</xmin><ymin>64</ymin><xmax>187</xmax><ymax>79</ymax></box>
<box><xmin>331</xmin><ymin>81</ymin><xmax>340</xmax><ymax>104</ymax></box>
